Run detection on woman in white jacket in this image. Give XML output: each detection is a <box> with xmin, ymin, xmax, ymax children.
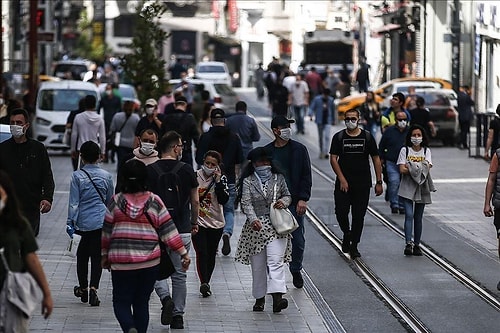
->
<box><xmin>397</xmin><ymin>124</ymin><xmax>436</xmax><ymax>256</ymax></box>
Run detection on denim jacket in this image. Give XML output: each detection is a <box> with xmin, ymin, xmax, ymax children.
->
<box><xmin>67</xmin><ymin>164</ymin><xmax>114</xmax><ymax>231</ymax></box>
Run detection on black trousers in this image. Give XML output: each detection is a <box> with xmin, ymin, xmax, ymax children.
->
<box><xmin>334</xmin><ymin>184</ymin><xmax>371</xmax><ymax>244</ymax></box>
<box><xmin>459</xmin><ymin>120</ymin><xmax>470</xmax><ymax>147</ymax></box>
<box><xmin>76</xmin><ymin>229</ymin><xmax>103</xmax><ymax>289</ymax></box>
<box><xmin>24</xmin><ymin>210</ymin><xmax>41</xmax><ymax>237</ymax></box>
<box><xmin>192</xmin><ymin>226</ymin><xmax>223</xmax><ymax>284</ymax></box>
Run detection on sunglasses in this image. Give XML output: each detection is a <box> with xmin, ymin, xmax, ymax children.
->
<box><xmin>344</xmin><ymin>117</ymin><xmax>358</xmax><ymax>121</ymax></box>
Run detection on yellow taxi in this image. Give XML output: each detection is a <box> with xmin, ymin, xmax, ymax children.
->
<box><xmin>336</xmin><ymin>77</ymin><xmax>452</xmax><ymax>118</ymax></box>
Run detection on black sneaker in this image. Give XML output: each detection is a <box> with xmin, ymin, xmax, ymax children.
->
<box><xmin>200</xmin><ymin>283</ymin><xmax>212</xmax><ymax>298</ymax></box>
<box><xmin>349</xmin><ymin>245</ymin><xmax>361</xmax><ymax>259</ymax></box>
<box><xmin>74</xmin><ymin>286</ymin><xmax>88</xmax><ymax>303</ymax></box>
<box><xmin>413</xmin><ymin>244</ymin><xmax>423</xmax><ymax>256</ymax></box>
<box><xmin>89</xmin><ymin>288</ymin><xmax>100</xmax><ymax>306</ymax></box>
<box><xmin>292</xmin><ymin>271</ymin><xmax>304</xmax><ymax>288</ymax></box>
<box><xmin>391</xmin><ymin>207</ymin><xmax>399</xmax><ymax>214</ymax></box>
<box><xmin>497</xmin><ymin>280</ymin><xmax>500</xmax><ymax>291</ymax></box>
<box><xmin>399</xmin><ymin>208</ymin><xmax>406</xmax><ymax>215</ymax></box>
<box><xmin>221</xmin><ymin>234</ymin><xmax>231</xmax><ymax>256</ymax></box>
<box><xmin>170</xmin><ymin>315</ymin><xmax>184</xmax><ymax>329</ymax></box>
<box><xmin>161</xmin><ymin>296</ymin><xmax>174</xmax><ymax>325</ymax></box>
<box><xmin>404</xmin><ymin>243</ymin><xmax>413</xmax><ymax>256</ymax></box>
<box><xmin>341</xmin><ymin>237</ymin><xmax>350</xmax><ymax>253</ymax></box>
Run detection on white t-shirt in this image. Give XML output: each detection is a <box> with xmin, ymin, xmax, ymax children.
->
<box><xmin>397</xmin><ymin>146</ymin><xmax>432</xmax><ymax>166</ymax></box>
<box><xmin>289</xmin><ymin>81</ymin><xmax>309</xmax><ymax>106</ymax></box>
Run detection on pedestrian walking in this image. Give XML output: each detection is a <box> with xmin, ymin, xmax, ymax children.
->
<box><xmin>97</xmin><ymin>84</ymin><xmax>122</xmax><ymax>163</ymax></box>
<box><xmin>192</xmin><ymin>150</ymin><xmax>229</xmax><ymax>298</ymax></box>
<box><xmin>408</xmin><ymin>96</ymin><xmax>436</xmax><ymax>139</ymax></box>
<box><xmin>0</xmin><ymin>170</ymin><xmax>53</xmax><ymax>330</ymax></box>
<box><xmin>196</xmin><ymin>109</ymin><xmax>244</xmax><ymax>256</ymax></box>
<box><xmin>397</xmin><ymin>124</ymin><xmax>435</xmax><ymax>256</ymax></box>
<box><xmin>134</xmin><ymin>98</ymin><xmax>163</xmax><ymax>148</ymax></box>
<box><xmin>379</xmin><ymin>111</ymin><xmax>409</xmax><ymax>214</ymax></box>
<box><xmin>308</xmin><ymin>88</ymin><xmax>335</xmax><ymax>159</ymax></box>
<box><xmin>235</xmin><ymin>147</ymin><xmax>292</xmax><ymax>313</ymax></box>
<box><xmin>457</xmin><ymin>85</ymin><xmax>475</xmax><ymax>149</ymax></box>
<box><xmin>359</xmin><ymin>91</ymin><xmax>381</xmax><ymax>139</ymax></box>
<box><xmin>110</xmin><ymin>100</ymin><xmax>140</xmax><ymax>171</ymax></box>
<box><xmin>157</xmin><ymin>84</ymin><xmax>175</xmax><ymax>115</ymax></box>
<box><xmin>484</xmin><ymin>104</ymin><xmax>500</xmax><ymax>160</ymax></box>
<box><xmin>380</xmin><ymin>92</ymin><xmax>411</xmax><ymax>133</ymax></box>
<box><xmin>483</xmin><ymin>144</ymin><xmax>500</xmax><ymax>291</ymax></box>
<box><xmin>355</xmin><ymin>61</ymin><xmax>370</xmax><ymax>92</ymax></box>
<box><xmin>67</xmin><ymin>141</ymin><xmax>114</xmax><ymax>306</ymax></box>
<box><xmin>254</xmin><ymin>62</ymin><xmax>265</xmax><ymax>100</ymax></box>
<box><xmin>0</xmin><ymin>108</ymin><xmax>55</xmax><ymax>236</ymax></box>
<box><xmin>264</xmin><ymin>116</ymin><xmax>312</xmax><ymax>288</ymax></box>
<box><xmin>71</xmin><ymin>95</ymin><xmax>107</xmax><ymax>164</ymax></box>
<box><xmin>147</xmin><ymin>131</ymin><xmax>199</xmax><ymax>329</ymax></box>
<box><xmin>225</xmin><ymin>101</ymin><xmax>261</xmax><ymax>161</ymax></box>
<box><xmin>329</xmin><ymin>109</ymin><xmax>383</xmax><ymax>258</ymax></box>
<box><xmin>270</xmin><ymin>79</ymin><xmax>289</xmax><ymax>118</ymax></box>
<box><xmin>64</xmin><ymin>98</ymin><xmax>86</xmax><ymax>171</ymax></box>
<box><xmin>304</xmin><ymin>67</ymin><xmax>323</xmax><ymax>100</ymax></box>
<box><xmin>102</xmin><ymin>159</ymin><xmax>191</xmax><ymax>333</ymax></box>
<box><xmin>288</xmin><ymin>74</ymin><xmax>309</xmax><ymax>135</ymax></box>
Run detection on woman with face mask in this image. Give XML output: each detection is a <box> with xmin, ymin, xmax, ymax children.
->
<box><xmin>234</xmin><ymin>147</ymin><xmax>292</xmax><ymax>314</ymax></box>
<box><xmin>192</xmin><ymin>150</ymin><xmax>229</xmax><ymax>298</ymax></box>
<box><xmin>397</xmin><ymin>124</ymin><xmax>436</xmax><ymax>256</ymax></box>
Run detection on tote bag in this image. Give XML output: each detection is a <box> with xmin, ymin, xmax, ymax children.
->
<box><xmin>269</xmin><ymin>175</ymin><xmax>298</xmax><ymax>235</ymax></box>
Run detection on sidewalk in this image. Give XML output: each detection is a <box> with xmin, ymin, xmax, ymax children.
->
<box><xmin>29</xmin><ymin>152</ymin><xmax>330</xmax><ymax>333</ymax></box>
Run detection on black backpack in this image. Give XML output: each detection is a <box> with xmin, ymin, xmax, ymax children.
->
<box><xmin>150</xmin><ymin>162</ymin><xmax>187</xmax><ymax>222</ymax></box>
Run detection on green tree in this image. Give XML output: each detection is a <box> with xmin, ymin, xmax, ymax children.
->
<box><xmin>121</xmin><ymin>0</ymin><xmax>169</xmax><ymax>104</ymax></box>
<box><xmin>74</xmin><ymin>10</ymin><xmax>110</xmax><ymax>63</ymax></box>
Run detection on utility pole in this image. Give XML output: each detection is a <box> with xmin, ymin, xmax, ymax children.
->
<box><xmin>29</xmin><ymin>0</ymin><xmax>39</xmax><ymax>108</ymax></box>
<box><xmin>0</xmin><ymin>0</ymin><xmax>3</xmax><ymax>94</ymax></box>
<box><xmin>451</xmin><ymin>0</ymin><xmax>461</xmax><ymax>92</ymax></box>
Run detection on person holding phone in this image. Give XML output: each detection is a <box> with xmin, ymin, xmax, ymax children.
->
<box><xmin>192</xmin><ymin>150</ymin><xmax>229</xmax><ymax>298</ymax></box>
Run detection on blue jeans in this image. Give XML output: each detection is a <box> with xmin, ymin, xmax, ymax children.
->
<box><xmin>400</xmin><ymin>197</ymin><xmax>425</xmax><ymax>244</ymax></box>
<box><xmin>289</xmin><ymin>203</ymin><xmax>305</xmax><ymax>273</ymax></box>
<box><xmin>316</xmin><ymin>124</ymin><xmax>332</xmax><ymax>155</ymax></box>
<box><xmin>154</xmin><ymin>233</ymin><xmax>192</xmax><ymax>317</ymax></box>
<box><xmin>293</xmin><ymin>105</ymin><xmax>306</xmax><ymax>133</ymax></box>
<box><xmin>112</xmin><ymin>265</ymin><xmax>159</xmax><ymax>333</ymax></box>
<box><xmin>386</xmin><ymin>161</ymin><xmax>403</xmax><ymax>209</ymax></box>
<box><xmin>223</xmin><ymin>184</ymin><xmax>236</xmax><ymax>236</ymax></box>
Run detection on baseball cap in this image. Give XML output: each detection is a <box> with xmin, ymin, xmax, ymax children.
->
<box><xmin>210</xmin><ymin>108</ymin><xmax>225</xmax><ymax>119</ymax></box>
<box><xmin>271</xmin><ymin>115</ymin><xmax>295</xmax><ymax>128</ymax></box>
<box><xmin>145</xmin><ymin>98</ymin><xmax>157</xmax><ymax>107</ymax></box>
<box><xmin>175</xmin><ymin>96</ymin><xmax>188</xmax><ymax>104</ymax></box>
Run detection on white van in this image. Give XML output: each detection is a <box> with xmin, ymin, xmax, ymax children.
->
<box><xmin>34</xmin><ymin>80</ymin><xmax>100</xmax><ymax>149</ymax></box>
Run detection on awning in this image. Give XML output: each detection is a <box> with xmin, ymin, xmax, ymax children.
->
<box><xmin>208</xmin><ymin>35</ymin><xmax>240</xmax><ymax>46</ymax></box>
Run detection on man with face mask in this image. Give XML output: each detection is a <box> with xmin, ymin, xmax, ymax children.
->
<box><xmin>264</xmin><ymin>115</ymin><xmax>312</xmax><ymax>289</ymax></box>
<box><xmin>0</xmin><ymin>108</ymin><xmax>55</xmax><ymax>236</ymax></box>
<box><xmin>134</xmin><ymin>98</ymin><xmax>163</xmax><ymax>148</ymax></box>
<box><xmin>330</xmin><ymin>109</ymin><xmax>383</xmax><ymax>258</ymax></box>
<box><xmin>109</xmin><ymin>101</ymin><xmax>140</xmax><ymax>172</ymax></box>
<box><xmin>97</xmin><ymin>83</ymin><xmax>122</xmax><ymax>162</ymax></box>
<box><xmin>378</xmin><ymin>111</ymin><xmax>410</xmax><ymax>214</ymax></box>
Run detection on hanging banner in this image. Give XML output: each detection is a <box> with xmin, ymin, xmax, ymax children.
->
<box><xmin>228</xmin><ymin>0</ymin><xmax>238</xmax><ymax>34</ymax></box>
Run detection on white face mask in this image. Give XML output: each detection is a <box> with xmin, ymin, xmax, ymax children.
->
<box><xmin>279</xmin><ymin>128</ymin><xmax>292</xmax><ymax>141</ymax></box>
<box><xmin>106</xmin><ymin>90</ymin><xmax>112</xmax><ymax>96</ymax></box>
<box><xmin>139</xmin><ymin>142</ymin><xmax>155</xmax><ymax>155</ymax></box>
<box><xmin>201</xmin><ymin>164</ymin><xmax>216</xmax><ymax>176</ymax></box>
<box><xmin>344</xmin><ymin>119</ymin><xmax>358</xmax><ymax>130</ymax></box>
<box><xmin>411</xmin><ymin>136</ymin><xmax>423</xmax><ymax>145</ymax></box>
<box><xmin>397</xmin><ymin>120</ymin><xmax>408</xmax><ymax>129</ymax></box>
<box><xmin>10</xmin><ymin>125</ymin><xmax>25</xmax><ymax>138</ymax></box>
<box><xmin>0</xmin><ymin>198</ymin><xmax>5</xmax><ymax>214</ymax></box>
<box><xmin>0</xmin><ymin>98</ymin><xmax>4</xmax><ymax>105</ymax></box>
<box><xmin>145</xmin><ymin>107</ymin><xmax>155</xmax><ymax>115</ymax></box>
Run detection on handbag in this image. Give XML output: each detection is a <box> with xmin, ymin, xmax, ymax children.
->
<box><xmin>269</xmin><ymin>175</ymin><xmax>298</xmax><ymax>235</ymax></box>
<box><xmin>0</xmin><ymin>247</ymin><xmax>42</xmax><ymax>320</ymax></box>
<box><xmin>112</xmin><ymin>115</ymin><xmax>130</xmax><ymax>148</ymax></box>
<box><xmin>64</xmin><ymin>233</ymin><xmax>82</xmax><ymax>258</ymax></box>
<box><xmin>144</xmin><ymin>211</ymin><xmax>176</xmax><ymax>281</ymax></box>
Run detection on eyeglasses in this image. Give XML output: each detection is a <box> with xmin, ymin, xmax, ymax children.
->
<box><xmin>344</xmin><ymin>117</ymin><xmax>358</xmax><ymax>121</ymax></box>
<box><xmin>171</xmin><ymin>144</ymin><xmax>184</xmax><ymax>148</ymax></box>
<box><xmin>396</xmin><ymin>119</ymin><xmax>407</xmax><ymax>121</ymax></box>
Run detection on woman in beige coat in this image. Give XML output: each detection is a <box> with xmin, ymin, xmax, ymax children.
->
<box><xmin>235</xmin><ymin>147</ymin><xmax>292</xmax><ymax>313</ymax></box>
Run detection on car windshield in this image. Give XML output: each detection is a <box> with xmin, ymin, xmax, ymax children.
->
<box><xmin>420</xmin><ymin>93</ymin><xmax>450</xmax><ymax>106</ymax></box>
<box><xmin>396</xmin><ymin>85</ymin><xmax>436</xmax><ymax>93</ymax></box>
<box><xmin>38</xmin><ymin>89</ymin><xmax>97</xmax><ymax>111</ymax></box>
<box><xmin>214</xmin><ymin>84</ymin><xmax>236</xmax><ymax>96</ymax></box>
<box><xmin>197</xmin><ymin>65</ymin><xmax>226</xmax><ymax>73</ymax></box>
<box><xmin>119</xmin><ymin>85</ymin><xmax>137</xmax><ymax>100</ymax></box>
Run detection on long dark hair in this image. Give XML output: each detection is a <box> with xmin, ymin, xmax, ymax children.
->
<box><xmin>405</xmin><ymin>124</ymin><xmax>430</xmax><ymax>147</ymax></box>
<box><xmin>0</xmin><ymin>170</ymin><xmax>30</xmax><ymax>232</ymax></box>
<box><xmin>120</xmin><ymin>159</ymin><xmax>148</xmax><ymax>194</ymax></box>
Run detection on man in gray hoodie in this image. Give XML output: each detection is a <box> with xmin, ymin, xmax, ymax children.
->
<box><xmin>71</xmin><ymin>95</ymin><xmax>106</xmax><ymax>165</ymax></box>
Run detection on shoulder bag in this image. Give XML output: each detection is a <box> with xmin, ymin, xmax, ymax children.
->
<box><xmin>144</xmin><ymin>210</ymin><xmax>176</xmax><ymax>281</ymax></box>
<box><xmin>112</xmin><ymin>114</ymin><xmax>130</xmax><ymax>148</ymax></box>
<box><xmin>269</xmin><ymin>175</ymin><xmax>298</xmax><ymax>235</ymax></box>
<box><xmin>81</xmin><ymin>168</ymin><xmax>105</xmax><ymax>204</ymax></box>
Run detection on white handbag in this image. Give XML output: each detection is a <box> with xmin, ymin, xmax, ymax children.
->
<box><xmin>269</xmin><ymin>175</ymin><xmax>298</xmax><ymax>235</ymax></box>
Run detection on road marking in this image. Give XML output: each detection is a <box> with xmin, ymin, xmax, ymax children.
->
<box><xmin>433</xmin><ymin>178</ymin><xmax>487</xmax><ymax>183</ymax></box>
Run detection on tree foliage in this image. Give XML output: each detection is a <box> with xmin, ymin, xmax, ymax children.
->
<box><xmin>120</xmin><ymin>0</ymin><xmax>169</xmax><ymax>104</ymax></box>
<box><xmin>74</xmin><ymin>10</ymin><xmax>110</xmax><ymax>63</ymax></box>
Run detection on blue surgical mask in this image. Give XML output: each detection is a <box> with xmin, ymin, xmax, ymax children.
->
<box><xmin>254</xmin><ymin>165</ymin><xmax>272</xmax><ymax>183</ymax></box>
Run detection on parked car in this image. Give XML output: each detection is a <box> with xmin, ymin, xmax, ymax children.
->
<box><xmin>0</xmin><ymin>124</ymin><xmax>11</xmax><ymax>143</ymax></box>
<box><xmin>34</xmin><ymin>80</ymin><xmax>100</xmax><ymax>150</ymax></box>
<box><xmin>98</xmin><ymin>83</ymin><xmax>141</xmax><ymax>111</ymax></box>
<box><xmin>169</xmin><ymin>78</ymin><xmax>239</xmax><ymax>114</ymax></box>
<box><xmin>194</xmin><ymin>61</ymin><xmax>232</xmax><ymax>86</ymax></box>
<box><xmin>337</xmin><ymin>77</ymin><xmax>453</xmax><ymax>118</ymax></box>
<box><xmin>53</xmin><ymin>59</ymin><xmax>95</xmax><ymax>81</ymax></box>
<box><xmin>412</xmin><ymin>88</ymin><xmax>459</xmax><ymax>146</ymax></box>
